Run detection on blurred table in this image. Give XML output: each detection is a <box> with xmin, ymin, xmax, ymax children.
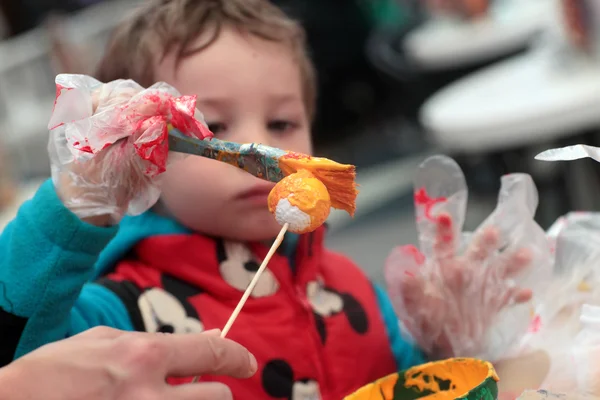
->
<box><xmin>421</xmin><ymin>50</ymin><xmax>600</xmax><ymax>152</ymax></box>
<box><xmin>420</xmin><ymin>47</ymin><xmax>600</xmax><ymax>226</ymax></box>
<box><xmin>404</xmin><ymin>0</ymin><xmax>556</xmax><ymax>71</ymax></box>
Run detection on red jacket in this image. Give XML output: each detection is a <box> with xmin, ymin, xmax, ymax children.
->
<box><xmin>100</xmin><ymin>226</ymin><xmax>398</xmax><ymax>399</ymax></box>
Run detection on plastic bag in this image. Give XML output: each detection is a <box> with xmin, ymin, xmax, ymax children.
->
<box><xmin>516</xmin><ymin>305</ymin><xmax>600</xmax><ymax>399</ymax></box>
<box><xmin>573</xmin><ymin>305</ymin><xmax>600</xmax><ymax>398</ymax></box>
<box><xmin>385</xmin><ymin>155</ymin><xmax>553</xmax><ymax>361</ymax></box>
<box><xmin>539</xmin><ymin>212</ymin><xmax>600</xmax><ymax>325</ymax></box>
<box><xmin>498</xmin><ymin>215</ymin><xmax>600</xmax><ymax>398</ymax></box>
<box><xmin>48</xmin><ymin>74</ymin><xmax>212</xmax><ymax>222</ymax></box>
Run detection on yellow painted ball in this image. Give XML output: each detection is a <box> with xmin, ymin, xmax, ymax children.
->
<box><xmin>268</xmin><ymin>169</ymin><xmax>331</xmax><ymax>234</ymax></box>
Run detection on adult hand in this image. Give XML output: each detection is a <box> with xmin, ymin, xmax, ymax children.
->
<box><xmin>0</xmin><ymin>327</ymin><xmax>257</xmax><ymax>400</ymax></box>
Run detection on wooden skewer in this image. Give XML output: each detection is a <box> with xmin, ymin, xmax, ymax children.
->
<box><xmin>191</xmin><ymin>223</ymin><xmax>289</xmax><ymax>383</ymax></box>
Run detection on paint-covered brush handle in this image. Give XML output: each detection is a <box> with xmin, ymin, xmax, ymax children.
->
<box><xmin>168</xmin><ymin>128</ymin><xmax>286</xmax><ymax>183</ymax></box>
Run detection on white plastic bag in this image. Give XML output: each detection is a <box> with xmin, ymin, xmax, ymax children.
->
<box><xmin>539</xmin><ymin>213</ymin><xmax>600</xmax><ymax>326</ymax></box>
<box><xmin>385</xmin><ymin>155</ymin><xmax>553</xmax><ymax>361</ymax></box>
<box><xmin>573</xmin><ymin>304</ymin><xmax>600</xmax><ymax>398</ymax></box>
<box><xmin>48</xmin><ymin>74</ymin><xmax>212</xmax><ymax>222</ymax></box>
<box><xmin>526</xmin><ymin>305</ymin><xmax>600</xmax><ymax>398</ymax></box>
<box><xmin>503</xmin><ymin>215</ymin><xmax>600</xmax><ymax>398</ymax></box>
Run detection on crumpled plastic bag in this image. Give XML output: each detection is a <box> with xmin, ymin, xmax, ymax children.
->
<box><xmin>48</xmin><ymin>74</ymin><xmax>212</xmax><ymax>221</ymax></box>
<box><xmin>573</xmin><ymin>304</ymin><xmax>600</xmax><ymax>399</ymax></box>
<box><xmin>541</xmin><ymin>212</ymin><xmax>600</xmax><ymax>325</ymax></box>
<box><xmin>536</xmin><ymin>144</ymin><xmax>600</xmax><ymax>165</ymax></box>
<box><xmin>385</xmin><ymin>155</ymin><xmax>553</xmax><ymax>361</ymax></box>
<box><xmin>504</xmin><ymin>214</ymin><xmax>600</xmax><ymax>398</ymax></box>
<box><xmin>510</xmin><ymin>304</ymin><xmax>600</xmax><ymax>400</ymax></box>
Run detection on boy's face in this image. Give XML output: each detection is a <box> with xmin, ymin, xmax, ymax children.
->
<box><xmin>155</xmin><ymin>27</ymin><xmax>312</xmax><ymax>241</ymax></box>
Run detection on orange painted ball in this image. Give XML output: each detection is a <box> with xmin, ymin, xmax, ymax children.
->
<box><xmin>268</xmin><ymin>169</ymin><xmax>331</xmax><ymax>234</ymax></box>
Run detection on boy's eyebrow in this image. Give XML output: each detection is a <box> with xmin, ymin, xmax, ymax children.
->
<box><xmin>268</xmin><ymin>93</ymin><xmax>303</xmax><ymax>105</ymax></box>
<box><xmin>196</xmin><ymin>98</ymin><xmax>232</xmax><ymax>108</ymax></box>
<box><xmin>197</xmin><ymin>94</ymin><xmax>302</xmax><ymax>108</ymax></box>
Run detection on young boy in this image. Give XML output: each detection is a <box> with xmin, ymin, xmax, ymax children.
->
<box><xmin>0</xmin><ymin>0</ymin><xmax>533</xmax><ymax>398</ymax></box>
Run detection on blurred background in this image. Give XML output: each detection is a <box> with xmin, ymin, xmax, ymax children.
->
<box><xmin>1</xmin><ymin>0</ymin><xmax>600</xmax><ymax>284</ymax></box>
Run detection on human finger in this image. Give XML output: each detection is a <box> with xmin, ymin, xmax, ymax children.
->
<box><xmin>464</xmin><ymin>227</ymin><xmax>499</xmax><ymax>263</ymax></box>
<box><xmin>502</xmin><ymin>248</ymin><xmax>532</xmax><ymax>277</ymax></box>
<box><xmin>495</xmin><ymin>285</ymin><xmax>532</xmax><ymax>310</ymax></box>
<box><xmin>433</xmin><ymin>213</ymin><xmax>456</xmax><ymax>260</ymax></box>
<box><xmin>72</xmin><ymin>326</ymin><xmax>125</xmax><ymax>341</ymax></box>
<box><xmin>168</xmin><ymin>382</ymin><xmax>233</xmax><ymax>400</ymax></box>
<box><xmin>164</xmin><ymin>334</ymin><xmax>258</xmax><ymax>378</ymax></box>
<box><xmin>513</xmin><ymin>288</ymin><xmax>533</xmax><ymax>304</ymax></box>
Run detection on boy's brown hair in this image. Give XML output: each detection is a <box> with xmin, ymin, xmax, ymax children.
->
<box><xmin>95</xmin><ymin>0</ymin><xmax>317</xmax><ymax>119</ymax></box>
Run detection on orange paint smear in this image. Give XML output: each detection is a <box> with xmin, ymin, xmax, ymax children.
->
<box><xmin>404</xmin><ymin>359</ymin><xmax>498</xmax><ymax>400</ymax></box>
<box><xmin>268</xmin><ymin>169</ymin><xmax>331</xmax><ymax>234</ymax></box>
<box><xmin>279</xmin><ymin>154</ymin><xmax>357</xmax><ymax>217</ymax></box>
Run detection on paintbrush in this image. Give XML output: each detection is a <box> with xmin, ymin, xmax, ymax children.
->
<box><xmin>168</xmin><ymin>128</ymin><xmax>358</xmax><ymax>216</ymax></box>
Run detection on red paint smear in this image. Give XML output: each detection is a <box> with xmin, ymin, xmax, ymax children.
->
<box><xmin>437</xmin><ymin>214</ymin><xmax>454</xmax><ymax>243</ymax></box>
<box><xmin>528</xmin><ymin>314</ymin><xmax>542</xmax><ymax>333</ymax></box>
<box><xmin>53</xmin><ymin>83</ymin><xmax>69</xmax><ymax>112</ymax></box>
<box><xmin>402</xmin><ymin>244</ymin><xmax>425</xmax><ymax>265</ymax></box>
<box><xmin>414</xmin><ymin>187</ymin><xmax>447</xmax><ymax>221</ymax></box>
<box><xmin>72</xmin><ymin>141</ymin><xmax>110</xmax><ymax>154</ymax></box>
<box><xmin>133</xmin><ymin>115</ymin><xmax>169</xmax><ymax>175</ymax></box>
<box><xmin>57</xmin><ymin>88</ymin><xmax>214</xmax><ymax>177</ymax></box>
<box><xmin>78</xmin><ymin>145</ymin><xmax>93</xmax><ymax>153</ymax></box>
<box><xmin>49</xmin><ymin>83</ymin><xmax>74</xmax><ymax>129</ymax></box>
<box><xmin>170</xmin><ymin>95</ymin><xmax>213</xmax><ymax>139</ymax></box>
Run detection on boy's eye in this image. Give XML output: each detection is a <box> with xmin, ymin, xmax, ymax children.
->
<box><xmin>268</xmin><ymin>120</ymin><xmax>297</xmax><ymax>133</ymax></box>
<box><xmin>207</xmin><ymin>122</ymin><xmax>227</xmax><ymax>135</ymax></box>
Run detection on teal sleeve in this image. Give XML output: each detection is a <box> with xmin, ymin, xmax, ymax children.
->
<box><xmin>70</xmin><ymin>283</ymin><xmax>135</xmax><ymax>334</ymax></box>
<box><xmin>374</xmin><ymin>283</ymin><xmax>427</xmax><ymax>370</ymax></box>
<box><xmin>0</xmin><ymin>179</ymin><xmax>132</xmax><ymax>359</ymax></box>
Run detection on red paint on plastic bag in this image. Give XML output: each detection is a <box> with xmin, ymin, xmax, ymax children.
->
<box><xmin>402</xmin><ymin>244</ymin><xmax>426</xmax><ymax>266</ymax></box>
<box><xmin>133</xmin><ymin>115</ymin><xmax>170</xmax><ymax>175</ymax></box>
<box><xmin>170</xmin><ymin>95</ymin><xmax>212</xmax><ymax>139</ymax></box>
<box><xmin>528</xmin><ymin>314</ymin><xmax>542</xmax><ymax>333</ymax></box>
<box><xmin>414</xmin><ymin>187</ymin><xmax>447</xmax><ymax>220</ymax></box>
<box><xmin>52</xmin><ymin>81</ymin><xmax>213</xmax><ymax>177</ymax></box>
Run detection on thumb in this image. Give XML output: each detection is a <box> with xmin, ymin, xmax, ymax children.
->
<box><xmin>164</xmin><ymin>334</ymin><xmax>258</xmax><ymax>378</ymax></box>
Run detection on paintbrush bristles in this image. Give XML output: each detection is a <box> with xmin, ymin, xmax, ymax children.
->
<box><xmin>309</xmin><ymin>167</ymin><xmax>357</xmax><ymax>216</ymax></box>
<box><xmin>279</xmin><ymin>156</ymin><xmax>358</xmax><ymax>217</ymax></box>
